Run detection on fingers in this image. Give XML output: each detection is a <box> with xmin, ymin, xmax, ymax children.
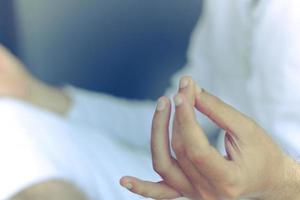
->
<box><xmin>173</xmin><ymin>93</ymin><xmax>209</xmax><ymax>150</ymax></box>
<box><xmin>173</xmin><ymin>77</ymin><xmax>212</xmax><ymax>194</ymax></box>
<box><xmin>173</xmin><ymin>91</ymin><xmax>233</xmax><ymax>181</ymax></box>
<box><xmin>151</xmin><ymin>97</ymin><xmax>195</xmax><ymax>195</ymax></box>
<box><xmin>120</xmin><ymin>176</ymin><xmax>181</xmax><ymax>199</ymax></box>
<box><xmin>152</xmin><ymin>97</ymin><xmax>173</xmax><ymax>166</ymax></box>
<box><xmin>178</xmin><ymin>76</ymin><xmax>196</xmax><ymax>105</ymax></box>
<box><xmin>175</xmin><ymin>77</ymin><xmax>208</xmax><ymax>159</ymax></box>
<box><xmin>171</xmin><ymin>139</ymin><xmax>210</xmax><ymax>199</ymax></box>
<box><xmin>194</xmin><ymin>86</ymin><xmax>257</xmax><ymax>141</ymax></box>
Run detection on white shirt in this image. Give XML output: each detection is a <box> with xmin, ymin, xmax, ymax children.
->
<box><xmin>2</xmin><ymin>0</ymin><xmax>300</xmax><ymax>199</ymax></box>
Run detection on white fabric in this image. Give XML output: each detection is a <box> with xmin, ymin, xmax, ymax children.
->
<box><xmin>65</xmin><ymin>86</ymin><xmax>155</xmax><ymax>150</ymax></box>
<box><xmin>0</xmin><ymin>100</ymin><xmax>61</xmax><ymax>199</ymax></box>
<box><xmin>0</xmin><ymin>99</ymin><xmax>159</xmax><ymax>199</ymax></box>
<box><xmin>3</xmin><ymin>0</ymin><xmax>300</xmax><ymax>199</ymax></box>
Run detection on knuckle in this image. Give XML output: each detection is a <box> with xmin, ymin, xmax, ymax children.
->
<box><xmin>171</xmin><ymin>139</ymin><xmax>185</xmax><ymax>155</ymax></box>
<box><xmin>152</xmin><ymin>160</ymin><xmax>171</xmax><ymax>176</ymax></box>
<box><xmin>220</xmin><ymin>178</ymin><xmax>242</xmax><ymax>199</ymax></box>
<box><xmin>186</xmin><ymin>146</ymin><xmax>211</xmax><ymax>164</ymax></box>
<box><xmin>186</xmin><ymin>150</ymin><xmax>202</xmax><ymax>163</ymax></box>
<box><xmin>221</xmin><ymin>186</ymin><xmax>240</xmax><ymax>199</ymax></box>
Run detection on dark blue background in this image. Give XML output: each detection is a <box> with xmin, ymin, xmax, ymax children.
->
<box><xmin>0</xmin><ymin>0</ymin><xmax>202</xmax><ymax>99</ymax></box>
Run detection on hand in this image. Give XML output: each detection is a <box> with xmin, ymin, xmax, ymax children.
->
<box><xmin>120</xmin><ymin>77</ymin><xmax>300</xmax><ymax>200</ymax></box>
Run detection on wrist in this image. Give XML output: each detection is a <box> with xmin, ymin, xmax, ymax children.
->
<box><xmin>261</xmin><ymin>156</ymin><xmax>300</xmax><ymax>200</ymax></box>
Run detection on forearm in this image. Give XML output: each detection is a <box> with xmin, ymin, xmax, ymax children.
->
<box><xmin>10</xmin><ymin>180</ymin><xmax>87</xmax><ymax>200</ymax></box>
<box><xmin>261</xmin><ymin>158</ymin><xmax>300</xmax><ymax>200</ymax></box>
<box><xmin>24</xmin><ymin>78</ymin><xmax>72</xmax><ymax>116</ymax></box>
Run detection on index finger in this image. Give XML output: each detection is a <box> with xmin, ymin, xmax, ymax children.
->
<box><xmin>195</xmin><ymin>87</ymin><xmax>258</xmax><ymax>140</ymax></box>
<box><xmin>174</xmin><ymin>94</ymin><xmax>233</xmax><ymax>179</ymax></box>
<box><xmin>151</xmin><ymin>96</ymin><xmax>195</xmax><ymax>195</ymax></box>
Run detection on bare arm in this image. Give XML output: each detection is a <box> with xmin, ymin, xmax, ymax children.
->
<box><xmin>25</xmin><ymin>78</ymin><xmax>71</xmax><ymax>115</ymax></box>
<box><xmin>0</xmin><ymin>45</ymin><xmax>71</xmax><ymax>115</ymax></box>
<box><xmin>261</xmin><ymin>159</ymin><xmax>300</xmax><ymax>200</ymax></box>
<box><xmin>10</xmin><ymin>180</ymin><xmax>88</xmax><ymax>200</ymax></box>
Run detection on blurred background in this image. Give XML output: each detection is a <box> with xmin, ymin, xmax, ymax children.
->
<box><xmin>0</xmin><ymin>0</ymin><xmax>202</xmax><ymax>99</ymax></box>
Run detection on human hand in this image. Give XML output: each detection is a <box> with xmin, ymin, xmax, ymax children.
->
<box><xmin>120</xmin><ymin>77</ymin><xmax>300</xmax><ymax>200</ymax></box>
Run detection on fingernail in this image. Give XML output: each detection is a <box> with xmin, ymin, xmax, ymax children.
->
<box><xmin>180</xmin><ymin>78</ymin><xmax>189</xmax><ymax>89</ymax></box>
<box><xmin>174</xmin><ymin>95</ymin><xmax>183</xmax><ymax>106</ymax></box>
<box><xmin>156</xmin><ymin>98</ymin><xmax>166</xmax><ymax>111</ymax></box>
<box><xmin>123</xmin><ymin>183</ymin><xmax>133</xmax><ymax>190</ymax></box>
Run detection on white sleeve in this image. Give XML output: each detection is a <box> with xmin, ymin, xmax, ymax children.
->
<box><xmin>248</xmin><ymin>0</ymin><xmax>300</xmax><ymax>157</ymax></box>
<box><xmin>65</xmin><ymin>86</ymin><xmax>156</xmax><ymax>149</ymax></box>
<box><xmin>0</xmin><ymin>100</ymin><xmax>62</xmax><ymax>200</ymax></box>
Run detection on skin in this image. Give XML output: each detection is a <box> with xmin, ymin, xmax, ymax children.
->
<box><xmin>0</xmin><ymin>44</ymin><xmax>71</xmax><ymax>115</ymax></box>
<box><xmin>120</xmin><ymin>77</ymin><xmax>300</xmax><ymax>200</ymax></box>
<box><xmin>9</xmin><ymin>180</ymin><xmax>88</xmax><ymax>200</ymax></box>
